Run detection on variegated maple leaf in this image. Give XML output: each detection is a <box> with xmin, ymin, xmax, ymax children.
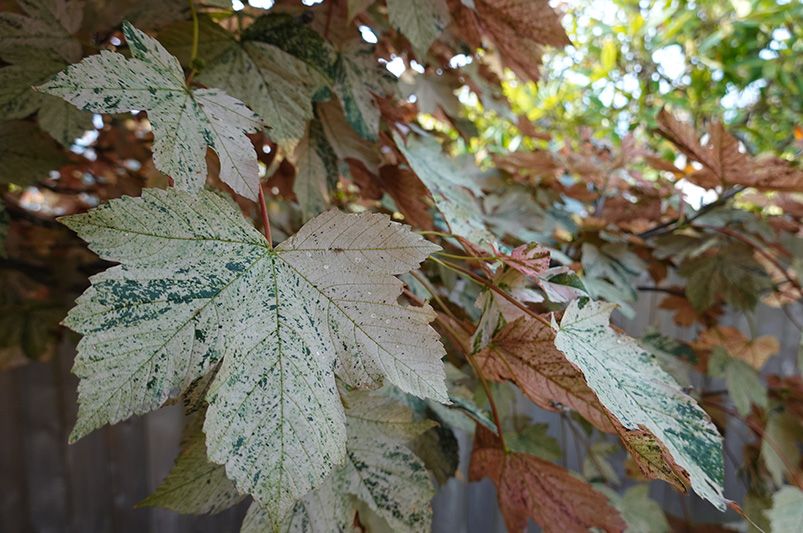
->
<box><xmin>554</xmin><ymin>300</ymin><xmax>728</xmax><ymax>510</ymax></box>
<box><xmin>61</xmin><ymin>188</ymin><xmax>446</xmax><ymax>522</ymax></box>
<box><xmin>37</xmin><ymin>22</ymin><xmax>263</xmax><ymax>200</ymax></box>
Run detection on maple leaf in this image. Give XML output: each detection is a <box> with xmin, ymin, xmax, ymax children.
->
<box><xmin>60</xmin><ymin>188</ymin><xmax>446</xmax><ymax>521</ymax></box>
<box><xmin>475</xmin><ymin>316</ymin><xmax>615</xmax><ymax>433</ymax></box>
<box><xmin>138</xmin><ymin>413</ymin><xmax>245</xmax><ymax>514</ymax></box>
<box><xmin>694</xmin><ymin>325</ymin><xmax>779</xmax><ymax>370</ymax></box>
<box><xmin>0</xmin><ymin>0</ymin><xmax>84</xmax><ymax>63</ymax></box>
<box><xmin>0</xmin><ymin>48</ymin><xmax>93</xmax><ymax>146</ymax></box>
<box><xmin>37</xmin><ymin>22</ymin><xmax>264</xmax><ymax>200</ymax></box>
<box><xmin>498</xmin><ymin>243</ymin><xmax>551</xmax><ymax>279</ymax></box>
<box><xmin>475</xmin><ymin>314</ymin><xmax>693</xmax><ymax>493</ymax></box>
<box><xmin>289</xmin><ymin>120</ymin><xmax>337</xmax><ymax>222</ymax></box>
<box><xmin>174</xmin><ymin>18</ymin><xmax>329</xmax><ymax>154</ymax></box>
<box><xmin>469</xmin><ymin>426</ymin><xmax>625</xmax><ymax>533</ymax></box>
<box><xmin>394</xmin><ymin>133</ymin><xmax>495</xmax><ymax>247</ymax></box>
<box><xmin>679</xmin><ymin>244</ymin><xmax>772</xmax><ymax>311</ymax></box>
<box><xmin>657</xmin><ymin>109</ymin><xmax>803</xmax><ymax>192</ymax></box>
<box><xmin>449</xmin><ymin>0</ymin><xmax>569</xmax><ymax>82</ymax></box>
<box><xmin>387</xmin><ymin>0</ymin><xmax>450</xmax><ymax>55</ymax></box>
<box><xmin>554</xmin><ymin>300</ymin><xmax>728</xmax><ymax>510</ymax></box>
<box><xmin>243</xmin><ymin>391</ymin><xmax>436</xmax><ymax>532</ymax></box>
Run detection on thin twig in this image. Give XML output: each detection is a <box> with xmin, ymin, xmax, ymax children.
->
<box><xmin>429</xmin><ymin>256</ymin><xmax>553</xmax><ymax>328</ymax></box>
<box><xmin>257</xmin><ymin>187</ymin><xmax>272</xmax><ymax>248</ymax></box>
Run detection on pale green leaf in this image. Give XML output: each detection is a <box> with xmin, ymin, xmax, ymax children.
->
<box><xmin>290</xmin><ymin>121</ymin><xmax>334</xmax><ymax>222</ymax></box>
<box><xmin>709</xmin><ymin>348</ymin><xmax>767</xmax><ymax>416</ymax></box>
<box><xmin>37</xmin><ymin>22</ymin><xmax>263</xmax><ymax>199</ymax></box>
<box><xmin>138</xmin><ymin>414</ymin><xmax>245</xmax><ymax>514</ymax></box>
<box><xmin>767</xmin><ymin>486</ymin><xmax>803</xmax><ymax>533</ymax></box>
<box><xmin>394</xmin><ymin>133</ymin><xmax>495</xmax><ymax>247</ymax></box>
<box><xmin>62</xmin><ymin>189</ymin><xmax>446</xmax><ymax>521</ymax></box>
<box><xmin>246</xmin><ymin>392</ymin><xmax>436</xmax><ymax>532</ymax></box>
<box><xmin>200</xmin><ymin>39</ymin><xmax>328</xmax><ymax>153</ymax></box>
<box><xmin>386</xmin><ymin>0</ymin><xmax>449</xmax><ymax>55</ymax></box>
<box><xmin>554</xmin><ymin>300</ymin><xmax>728</xmax><ymax>510</ymax></box>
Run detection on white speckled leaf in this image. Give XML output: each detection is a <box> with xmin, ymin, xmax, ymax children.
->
<box><xmin>245</xmin><ymin>392</ymin><xmax>436</xmax><ymax>532</ymax></box>
<box><xmin>62</xmin><ymin>189</ymin><xmax>446</xmax><ymax>522</ymax></box>
<box><xmin>387</xmin><ymin>0</ymin><xmax>449</xmax><ymax>55</ymax></box>
<box><xmin>394</xmin><ymin>133</ymin><xmax>495</xmax><ymax>247</ymax></box>
<box><xmin>37</xmin><ymin>22</ymin><xmax>263</xmax><ymax>200</ymax></box>
<box><xmin>554</xmin><ymin>300</ymin><xmax>728</xmax><ymax>510</ymax></box>
<box><xmin>0</xmin><ymin>0</ymin><xmax>83</xmax><ymax>63</ymax></box>
<box><xmin>139</xmin><ymin>414</ymin><xmax>245</xmax><ymax>514</ymax></box>
<box><xmin>200</xmin><ymin>40</ymin><xmax>327</xmax><ymax>153</ymax></box>
<box><xmin>767</xmin><ymin>486</ymin><xmax>803</xmax><ymax>533</ymax></box>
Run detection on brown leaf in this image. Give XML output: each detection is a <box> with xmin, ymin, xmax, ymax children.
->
<box><xmin>657</xmin><ymin>110</ymin><xmax>803</xmax><ymax>191</ymax></box>
<box><xmin>475</xmin><ymin>316</ymin><xmax>615</xmax><ymax>432</ymax></box>
<box><xmin>469</xmin><ymin>426</ymin><xmax>625</xmax><ymax>533</ymax></box>
<box><xmin>475</xmin><ymin>316</ymin><xmax>694</xmax><ymax>493</ymax></box>
<box><xmin>377</xmin><ymin>165</ymin><xmax>435</xmax><ymax>230</ymax></box>
<box><xmin>658</xmin><ymin>293</ymin><xmax>722</xmax><ymax>328</ymax></box>
<box><xmin>693</xmin><ymin>326</ymin><xmax>779</xmax><ymax>370</ymax></box>
<box><xmin>448</xmin><ymin>0</ymin><xmax>569</xmax><ymax>82</ymax></box>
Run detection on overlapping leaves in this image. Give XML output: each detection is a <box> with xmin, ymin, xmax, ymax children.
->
<box><xmin>61</xmin><ymin>188</ymin><xmax>446</xmax><ymax>522</ymax></box>
<box><xmin>38</xmin><ymin>22</ymin><xmax>263</xmax><ymax>200</ymax></box>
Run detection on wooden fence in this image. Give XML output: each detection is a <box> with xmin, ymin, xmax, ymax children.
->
<box><xmin>1</xmin><ymin>290</ymin><xmax>799</xmax><ymax>532</ymax></box>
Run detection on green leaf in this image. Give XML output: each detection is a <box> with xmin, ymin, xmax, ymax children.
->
<box><xmin>138</xmin><ymin>413</ymin><xmax>245</xmax><ymax>514</ymax></box>
<box><xmin>0</xmin><ymin>0</ymin><xmax>84</xmax><ymax>63</ymax></box>
<box><xmin>245</xmin><ymin>392</ymin><xmax>436</xmax><ymax>532</ymax></box>
<box><xmin>761</xmin><ymin>411</ymin><xmax>802</xmax><ymax>486</ymax></box>
<box><xmin>708</xmin><ymin>348</ymin><xmax>767</xmax><ymax>416</ymax></box>
<box><xmin>679</xmin><ymin>244</ymin><xmax>772</xmax><ymax>311</ymax></box>
<box><xmin>61</xmin><ymin>189</ymin><xmax>446</xmax><ymax>521</ymax></box>
<box><xmin>554</xmin><ymin>300</ymin><xmax>728</xmax><ymax>510</ymax></box>
<box><xmin>386</xmin><ymin>0</ymin><xmax>449</xmax><ymax>55</ymax></box>
<box><xmin>0</xmin><ymin>48</ymin><xmax>93</xmax><ymax>145</ymax></box>
<box><xmin>37</xmin><ymin>22</ymin><xmax>263</xmax><ymax>200</ymax></box>
<box><xmin>0</xmin><ymin>120</ymin><xmax>68</xmax><ymax>185</ymax></box>
<box><xmin>767</xmin><ymin>486</ymin><xmax>803</xmax><ymax>533</ymax></box>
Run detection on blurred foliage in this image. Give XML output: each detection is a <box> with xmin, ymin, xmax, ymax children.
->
<box><xmin>465</xmin><ymin>0</ymin><xmax>802</xmax><ymax>158</ymax></box>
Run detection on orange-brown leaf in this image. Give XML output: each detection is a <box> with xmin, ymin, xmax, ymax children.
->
<box><xmin>475</xmin><ymin>316</ymin><xmax>616</xmax><ymax>433</ymax></box>
<box><xmin>469</xmin><ymin>426</ymin><xmax>625</xmax><ymax>533</ymax></box>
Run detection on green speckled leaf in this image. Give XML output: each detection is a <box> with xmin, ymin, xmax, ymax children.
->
<box><xmin>138</xmin><ymin>413</ymin><xmax>245</xmax><ymax>514</ymax></box>
<box><xmin>200</xmin><ymin>40</ymin><xmax>328</xmax><ymax>153</ymax></box>
<box><xmin>37</xmin><ymin>22</ymin><xmax>263</xmax><ymax>200</ymax></box>
<box><xmin>246</xmin><ymin>392</ymin><xmax>436</xmax><ymax>532</ymax></box>
<box><xmin>767</xmin><ymin>486</ymin><xmax>803</xmax><ymax>533</ymax></box>
<box><xmin>0</xmin><ymin>0</ymin><xmax>83</xmax><ymax>63</ymax></box>
<box><xmin>333</xmin><ymin>43</ymin><xmax>389</xmax><ymax>141</ymax></box>
<box><xmin>386</xmin><ymin>0</ymin><xmax>449</xmax><ymax>55</ymax></box>
<box><xmin>554</xmin><ymin>300</ymin><xmax>728</xmax><ymax>510</ymax></box>
<box><xmin>62</xmin><ymin>189</ymin><xmax>446</xmax><ymax>521</ymax></box>
<box><xmin>0</xmin><ymin>120</ymin><xmax>68</xmax><ymax>185</ymax></box>
<box><xmin>394</xmin><ymin>133</ymin><xmax>495</xmax><ymax>247</ymax></box>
